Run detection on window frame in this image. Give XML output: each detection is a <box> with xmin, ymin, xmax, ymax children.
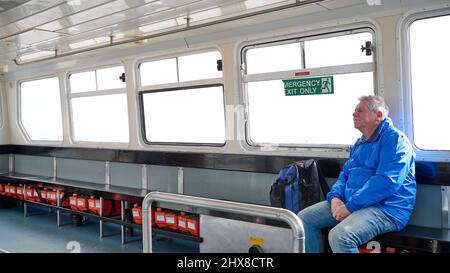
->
<box><xmin>17</xmin><ymin>75</ymin><xmax>64</xmax><ymax>144</ymax></box>
<box><xmin>400</xmin><ymin>8</ymin><xmax>450</xmax><ymax>162</ymax></box>
<box><xmin>136</xmin><ymin>48</ymin><xmax>226</xmax><ymax>147</ymax></box>
<box><xmin>136</xmin><ymin>48</ymin><xmax>224</xmax><ymax>90</ymax></box>
<box><xmin>0</xmin><ymin>83</ymin><xmax>4</xmax><ymax>130</ymax></box>
<box><xmin>240</xmin><ymin>26</ymin><xmax>377</xmax><ymax>150</ymax></box>
<box><xmin>66</xmin><ymin>64</ymin><xmax>130</xmax><ymax>145</ymax></box>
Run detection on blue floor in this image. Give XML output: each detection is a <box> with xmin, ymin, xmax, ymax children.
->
<box><xmin>0</xmin><ymin>203</ymin><xmax>199</xmax><ymax>253</ymax></box>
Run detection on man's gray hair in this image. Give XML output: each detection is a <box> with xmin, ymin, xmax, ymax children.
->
<box><xmin>359</xmin><ymin>95</ymin><xmax>389</xmax><ymax>118</ymax></box>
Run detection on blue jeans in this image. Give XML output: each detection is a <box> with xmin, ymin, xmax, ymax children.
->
<box><xmin>297</xmin><ymin>201</ymin><xmax>397</xmax><ymax>253</ymax></box>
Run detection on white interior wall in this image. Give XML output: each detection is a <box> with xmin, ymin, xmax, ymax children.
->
<box><xmin>0</xmin><ymin>81</ymin><xmax>11</xmax><ymax>144</ymax></box>
<box><xmin>1</xmin><ymin>0</ymin><xmax>448</xmax><ymax>155</ymax></box>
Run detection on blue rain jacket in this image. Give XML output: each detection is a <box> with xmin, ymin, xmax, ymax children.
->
<box><xmin>326</xmin><ymin>118</ymin><xmax>416</xmax><ymax>231</ymax></box>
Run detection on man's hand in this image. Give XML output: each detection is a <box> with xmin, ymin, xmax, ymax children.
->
<box><xmin>331</xmin><ymin>198</ymin><xmax>344</xmax><ymax>214</ymax></box>
<box><xmin>332</xmin><ymin>204</ymin><xmax>351</xmax><ymax>221</ymax></box>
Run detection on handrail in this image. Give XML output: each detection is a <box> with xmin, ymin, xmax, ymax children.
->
<box><xmin>142</xmin><ymin>191</ymin><xmax>305</xmax><ymax>253</ymax></box>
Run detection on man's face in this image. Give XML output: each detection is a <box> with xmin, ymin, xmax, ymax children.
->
<box><xmin>353</xmin><ymin>100</ymin><xmax>378</xmax><ymax>132</ymax></box>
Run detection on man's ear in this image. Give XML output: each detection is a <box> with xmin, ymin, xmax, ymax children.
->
<box><xmin>376</xmin><ymin>111</ymin><xmax>383</xmax><ymax>120</ymax></box>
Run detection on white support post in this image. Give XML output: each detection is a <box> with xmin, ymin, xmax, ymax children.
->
<box><xmin>105</xmin><ymin>161</ymin><xmax>110</xmax><ymax>190</ymax></box>
<box><xmin>177</xmin><ymin>167</ymin><xmax>184</xmax><ymax>194</ymax></box>
<box><xmin>8</xmin><ymin>154</ymin><xmax>14</xmax><ymax>173</ymax></box>
<box><xmin>53</xmin><ymin>157</ymin><xmax>57</xmax><ymax>179</ymax></box>
<box><xmin>23</xmin><ymin>185</ymin><xmax>27</xmax><ymax>217</ymax></box>
<box><xmin>142</xmin><ymin>164</ymin><xmax>147</xmax><ymax>190</ymax></box>
<box><xmin>99</xmin><ymin>197</ymin><xmax>104</xmax><ymax>238</ymax></box>
<box><xmin>57</xmin><ymin>189</ymin><xmax>61</xmax><ymax>227</ymax></box>
<box><xmin>442</xmin><ymin>186</ymin><xmax>450</xmax><ymax>230</ymax></box>
<box><xmin>121</xmin><ymin>200</ymin><xmax>126</xmax><ymax>245</ymax></box>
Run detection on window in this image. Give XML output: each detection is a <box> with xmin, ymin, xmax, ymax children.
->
<box><xmin>70</xmin><ymin>66</ymin><xmax>126</xmax><ymax>93</ymax></box>
<box><xmin>139</xmin><ymin>51</ymin><xmax>222</xmax><ymax>86</ymax></box>
<box><xmin>246</xmin><ymin>43</ymin><xmax>301</xmax><ymax>74</ymax></box>
<box><xmin>140</xmin><ymin>58</ymin><xmax>177</xmax><ymax>86</ymax></box>
<box><xmin>409</xmin><ymin>15</ymin><xmax>450</xmax><ymax>151</ymax></box>
<box><xmin>243</xmin><ymin>30</ymin><xmax>375</xmax><ymax>147</ymax></box>
<box><xmin>19</xmin><ymin>77</ymin><xmax>63</xmax><ymax>141</ymax></box>
<box><xmin>304</xmin><ymin>32</ymin><xmax>373</xmax><ymax>68</ymax></box>
<box><xmin>178</xmin><ymin>51</ymin><xmax>223</xmax><ymax>81</ymax></box>
<box><xmin>68</xmin><ymin>65</ymin><xmax>129</xmax><ymax>143</ymax></box>
<box><xmin>141</xmin><ymin>86</ymin><xmax>225</xmax><ymax>144</ymax></box>
<box><xmin>138</xmin><ymin>50</ymin><xmax>225</xmax><ymax>145</ymax></box>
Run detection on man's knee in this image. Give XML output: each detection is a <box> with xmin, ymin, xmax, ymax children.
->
<box><xmin>328</xmin><ymin>226</ymin><xmax>342</xmax><ymax>247</ymax></box>
<box><xmin>297</xmin><ymin>206</ymin><xmax>319</xmax><ymax>228</ymax></box>
<box><xmin>297</xmin><ymin>201</ymin><xmax>327</xmax><ymax>223</ymax></box>
<box><xmin>297</xmin><ymin>207</ymin><xmax>309</xmax><ymax>220</ymax></box>
<box><xmin>328</xmin><ymin>224</ymin><xmax>357</xmax><ymax>250</ymax></box>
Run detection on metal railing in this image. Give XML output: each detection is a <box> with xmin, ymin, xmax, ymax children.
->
<box><xmin>142</xmin><ymin>191</ymin><xmax>305</xmax><ymax>253</ymax></box>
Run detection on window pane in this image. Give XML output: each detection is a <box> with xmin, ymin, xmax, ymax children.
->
<box><xmin>140</xmin><ymin>58</ymin><xmax>177</xmax><ymax>86</ymax></box>
<box><xmin>305</xmin><ymin>32</ymin><xmax>372</xmax><ymax>68</ymax></box>
<box><xmin>178</xmin><ymin>51</ymin><xmax>222</xmax><ymax>81</ymax></box>
<box><xmin>97</xmin><ymin>66</ymin><xmax>126</xmax><ymax>90</ymax></box>
<box><xmin>71</xmin><ymin>94</ymin><xmax>129</xmax><ymax>142</ymax></box>
<box><xmin>246</xmin><ymin>43</ymin><xmax>301</xmax><ymax>74</ymax></box>
<box><xmin>247</xmin><ymin>72</ymin><xmax>374</xmax><ymax>145</ymax></box>
<box><xmin>20</xmin><ymin>77</ymin><xmax>63</xmax><ymax>141</ymax></box>
<box><xmin>410</xmin><ymin>15</ymin><xmax>450</xmax><ymax>150</ymax></box>
<box><xmin>70</xmin><ymin>71</ymin><xmax>96</xmax><ymax>93</ymax></box>
<box><xmin>142</xmin><ymin>86</ymin><xmax>225</xmax><ymax>144</ymax></box>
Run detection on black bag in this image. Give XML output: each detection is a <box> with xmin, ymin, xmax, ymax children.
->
<box><xmin>269</xmin><ymin>159</ymin><xmax>330</xmax><ymax>214</ymax></box>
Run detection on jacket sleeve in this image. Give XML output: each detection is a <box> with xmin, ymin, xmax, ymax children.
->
<box><xmin>345</xmin><ymin>133</ymin><xmax>414</xmax><ymax>213</ymax></box>
<box><xmin>326</xmin><ymin>154</ymin><xmax>352</xmax><ymax>203</ymax></box>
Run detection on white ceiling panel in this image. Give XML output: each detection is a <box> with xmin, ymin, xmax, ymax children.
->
<box><xmin>0</xmin><ymin>0</ymin><xmax>63</xmax><ymax>26</ymax></box>
<box><xmin>0</xmin><ymin>0</ymin><xmax>114</xmax><ymax>37</ymax></box>
<box><xmin>0</xmin><ymin>41</ymin><xmax>20</xmax><ymax>55</ymax></box>
<box><xmin>2</xmin><ymin>29</ymin><xmax>62</xmax><ymax>46</ymax></box>
<box><xmin>56</xmin><ymin>0</ymin><xmax>244</xmax><ymax>36</ymax></box>
<box><xmin>0</xmin><ymin>0</ymin><xmax>30</xmax><ymax>13</ymax></box>
<box><xmin>41</xmin><ymin>0</ymin><xmax>167</xmax><ymax>35</ymax></box>
<box><xmin>0</xmin><ymin>0</ymin><xmax>346</xmax><ymax>68</ymax></box>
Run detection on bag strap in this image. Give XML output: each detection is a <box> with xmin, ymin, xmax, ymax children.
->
<box><xmin>315</xmin><ymin>161</ymin><xmax>330</xmax><ymax>196</ymax></box>
<box><xmin>295</xmin><ymin>163</ymin><xmax>300</xmax><ymax>183</ymax></box>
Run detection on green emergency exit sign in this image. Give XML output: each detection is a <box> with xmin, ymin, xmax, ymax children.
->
<box><xmin>283</xmin><ymin>76</ymin><xmax>334</xmax><ymax>96</ymax></box>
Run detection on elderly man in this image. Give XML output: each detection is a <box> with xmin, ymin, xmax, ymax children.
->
<box><xmin>298</xmin><ymin>95</ymin><xmax>416</xmax><ymax>253</ymax></box>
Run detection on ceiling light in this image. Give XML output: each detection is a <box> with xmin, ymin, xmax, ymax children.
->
<box><xmin>18</xmin><ymin>51</ymin><xmax>54</xmax><ymax>61</ymax></box>
<box><xmin>69</xmin><ymin>36</ymin><xmax>109</xmax><ymax>49</ymax></box>
<box><xmin>94</xmin><ymin>36</ymin><xmax>109</xmax><ymax>43</ymax></box>
<box><xmin>69</xmin><ymin>39</ymin><xmax>96</xmax><ymax>49</ymax></box>
<box><xmin>67</xmin><ymin>0</ymin><xmax>82</xmax><ymax>6</ymax></box>
<box><xmin>244</xmin><ymin>0</ymin><xmax>287</xmax><ymax>10</ymax></box>
<box><xmin>190</xmin><ymin>8</ymin><xmax>222</xmax><ymax>22</ymax></box>
<box><xmin>112</xmin><ymin>33</ymin><xmax>125</xmax><ymax>39</ymax></box>
<box><xmin>139</xmin><ymin>19</ymin><xmax>177</xmax><ymax>33</ymax></box>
